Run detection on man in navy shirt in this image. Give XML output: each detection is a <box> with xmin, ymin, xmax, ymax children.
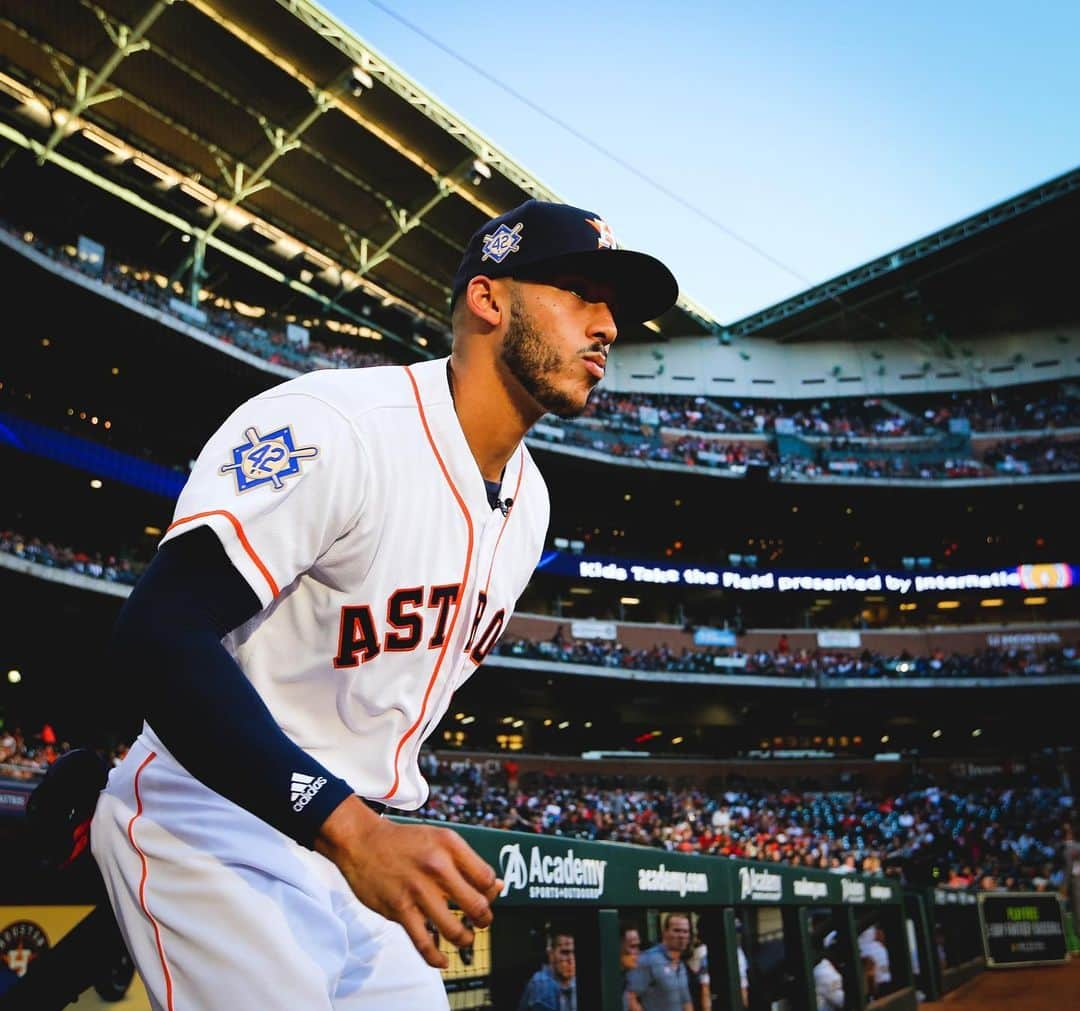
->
<box><xmin>519</xmin><ymin>930</ymin><xmax>577</xmax><ymax>1011</ymax></box>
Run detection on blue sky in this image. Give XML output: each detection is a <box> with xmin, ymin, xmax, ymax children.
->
<box><xmin>327</xmin><ymin>1</ymin><xmax>1080</xmax><ymax>323</ymax></box>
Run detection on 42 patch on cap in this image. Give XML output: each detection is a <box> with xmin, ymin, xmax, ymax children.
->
<box><xmin>219</xmin><ymin>424</ymin><xmax>319</xmax><ymax>492</ymax></box>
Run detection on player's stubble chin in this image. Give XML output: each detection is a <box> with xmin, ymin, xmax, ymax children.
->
<box><xmin>501</xmin><ymin>293</ymin><xmax>592</xmax><ymax>419</ymax></box>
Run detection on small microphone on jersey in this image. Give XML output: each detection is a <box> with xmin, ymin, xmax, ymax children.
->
<box><xmin>498</xmin><ymin>497</ymin><xmax>513</xmax><ymax>517</ymax></box>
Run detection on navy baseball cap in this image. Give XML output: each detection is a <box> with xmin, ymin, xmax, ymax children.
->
<box><xmin>451</xmin><ymin>199</ymin><xmax>679</xmax><ymax>324</ymax></box>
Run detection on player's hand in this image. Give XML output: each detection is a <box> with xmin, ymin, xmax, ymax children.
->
<box><xmin>314</xmin><ymin>796</ymin><xmax>502</xmax><ymax>969</ymax></box>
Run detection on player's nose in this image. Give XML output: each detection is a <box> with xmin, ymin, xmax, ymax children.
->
<box><xmin>588</xmin><ymin>302</ymin><xmax>617</xmax><ymax>348</ymax></box>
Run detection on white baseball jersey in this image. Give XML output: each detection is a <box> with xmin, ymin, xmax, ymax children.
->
<box><xmin>160</xmin><ymin>356</ymin><xmax>549</xmax><ymax>807</ymax></box>
<box><xmin>91</xmin><ymin>357</ymin><xmax>549</xmax><ymax>1009</ymax></box>
<box><xmin>813</xmin><ymin>957</ymin><xmax>845</xmax><ymax>1010</ymax></box>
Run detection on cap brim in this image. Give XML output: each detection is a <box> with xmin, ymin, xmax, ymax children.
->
<box><xmin>518</xmin><ymin>249</ymin><xmax>679</xmax><ymax>324</ymax></box>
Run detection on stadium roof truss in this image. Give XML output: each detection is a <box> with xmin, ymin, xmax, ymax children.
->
<box><xmin>0</xmin><ymin>0</ymin><xmax>721</xmax><ymax>349</ymax></box>
<box><xmin>725</xmin><ymin>165</ymin><xmax>1080</xmax><ymax>344</ymax></box>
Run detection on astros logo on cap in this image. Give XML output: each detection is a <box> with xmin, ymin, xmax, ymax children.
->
<box><xmin>586</xmin><ymin>217</ymin><xmax>618</xmax><ymax>249</ymax></box>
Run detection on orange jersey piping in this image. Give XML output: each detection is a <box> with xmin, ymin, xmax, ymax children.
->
<box><xmin>166</xmin><ymin>509</ymin><xmax>279</xmax><ymax>598</ymax></box>
<box><xmin>382</xmin><ymin>367</ymin><xmax>474</xmax><ymax>800</ymax></box>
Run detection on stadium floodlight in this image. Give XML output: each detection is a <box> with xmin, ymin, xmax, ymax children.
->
<box><xmin>6</xmin><ymin>669</ymin><xmax>21</xmax><ymax>684</ymax></box>
<box><xmin>251</xmin><ymin>221</ymin><xmax>286</xmax><ymax>243</ymax></box>
<box><xmin>132</xmin><ymin>157</ymin><xmax>178</xmax><ymax>187</ymax></box>
<box><xmin>469</xmin><ymin>159</ymin><xmax>491</xmax><ymax>186</ymax></box>
<box><xmin>304</xmin><ymin>249</ymin><xmax>335</xmax><ymax>271</ymax></box>
<box><xmin>569</xmin><ymin>540</ymin><xmax>585</xmax><ymax>554</ymax></box>
<box><xmin>0</xmin><ymin>70</ymin><xmax>35</xmax><ymax>104</ymax></box>
<box><xmin>273</xmin><ymin>236</ymin><xmax>306</xmax><ymax>260</ymax></box>
<box><xmin>179</xmin><ymin>180</ymin><xmax>217</xmax><ymax>206</ymax></box>
<box><xmin>350</xmin><ymin>66</ymin><xmax>375</xmax><ymax>96</ymax></box>
<box><xmin>82</xmin><ymin>126</ymin><xmax>129</xmax><ymax>160</ymax></box>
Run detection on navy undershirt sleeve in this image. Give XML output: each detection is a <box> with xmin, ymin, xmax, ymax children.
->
<box><xmin>110</xmin><ymin>525</ymin><xmax>353</xmax><ymax>847</ymax></box>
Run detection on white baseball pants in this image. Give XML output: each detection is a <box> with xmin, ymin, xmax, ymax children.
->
<box><xmin>91</xmin><ymin>728</ymin><xmax>449</xmax><ymax>1010</ymax></box>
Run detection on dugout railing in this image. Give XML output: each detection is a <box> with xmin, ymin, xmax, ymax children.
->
<box><xmin>399</xmin><ymin>818</ymin><xmax>981</xmax><ymax>1011</ymax></box>
<box><xmin>0</xmin><ymin>807</ymin><xmax>984</xmax><ymax>1009</ymax></box>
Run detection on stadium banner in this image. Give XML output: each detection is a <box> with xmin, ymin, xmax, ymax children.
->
<box><xmin>441</xmin><ymin>821</ymin><xmax>732</xmax><ymax>907</ymax></box>
<box><xmin>393</xmin><ymin>820</ymin><xmax>903</xmax><ymax>911</ymax></box>
<box><xmin>0</xmin><ymin>779</ymin><xmax>34</xmax><ymax>817</ymax></box>
<box><xmin>536</xmin><ymin>551</ymin><xmax>1076</xmax><ymax>594</ymax></box>
<box><xmin>693</xmin><ymin>626</ymin><xmax>738</xmax><ymax>647</ymax></box>
<box><xmin>0</xmin><ymin>906</ymin><xmax>94</xmax><ymax>980</ymax></box>
<box><xmin>935</xmin><ymin>890</ymin><xmax>978</xmax><ymax>907</ymax></box>
<box><xmin>817</xmin><ymin>630</ymin><xmax>862</xmax><ymax>648</ymax></box>
<box><xmin>977</xmin><ymin>892</ymin><xmax>1068</xmax><ymax>968</ymax></box>
<box><xmin>570</xmin><ymin>619</ymin><xmax>618</xmax><ymax>641</ymax></box>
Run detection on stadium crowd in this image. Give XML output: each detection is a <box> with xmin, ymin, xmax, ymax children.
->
<box><xmin>492</xmin><ymin>634</ymin><xmax>1080</xmax><ymax>680</ymax></box>
<box><xmin>912</xmin><ymin>383</ymin><xmax>1080</xmax><ymax>433</ymax></box>
<box><xmin>4</xmin><ymin>219</ymin><xmax>396</xmax><ymax>375</ymax></box>
<box><xmin>578</xmin><ymin>384</ymin><xmax>1080</xmax><ymax>439</ymax></box>
<box><xmin>415</xmin><ymin>755</ymin><xmax>1075</xmax><ymax>894</ymax></box>
<box><xmin>4</xmin><ymin>528</ymin><xmax>1078</xmax><ymax>685</ymax></box>
<box><xmin>535</xmin><ymin>419</ymin><xmax>1077</xmax><ymax>481</ymax></box>
<box><xmin>5</xmin><ymin>220</ymin><xmax>1077</xmax><ymax>487</ymax></box>
<box><xmin>5</xmin><ymin>527</ymin><xmax>1078</xmax><ymax>686</ymax></box>
<box><xmin>0</xmin><ymin>530</ymin><xmax>143</xmax><ymax>585</ymax></box>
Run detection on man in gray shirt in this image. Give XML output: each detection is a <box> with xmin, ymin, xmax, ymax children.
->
<box><xmin>626</xmin><ymin>913</ymin><xmax>693</xmax><ymax>1011</ymax></box>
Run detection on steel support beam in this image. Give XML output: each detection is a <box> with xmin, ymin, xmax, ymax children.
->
<box><xmin>2</xmin><ymin>22</ymin><xmax>452</xmax><ymax>322</ymax></box>
<box><xmin>728</xmin><ymin>166</ymin><xmax>1080</xmax><ymax>339</ymax></box>
<box><xmin>272</xmin><ymin>0</ymin><xmax>722</xmax><ymax>334</ymax></box>
<box><xmin>38</xmin><ymin>0</ymin><xmax>173</xmax><ymax>164</ymax></box>
<box><xmin>352</xmin><ymin>169</ymin><xmax>461</xmax><ymax>280</ymax></box>
<box><xmin>0</xmin><ymin>119</ymin><xmax>432</xmax><ymax>357</ymax></box>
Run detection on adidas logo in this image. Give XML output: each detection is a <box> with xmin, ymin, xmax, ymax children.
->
<box><xmin>290</xmin><ymin>772</ymin><xmax>328</xmax><ymax>813</ymax></box>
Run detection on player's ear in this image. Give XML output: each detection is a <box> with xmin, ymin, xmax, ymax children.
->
<box><xmin>463</xmin><ymin>275</ymin><xmax>504</xmax><ymax>329</ymax></box>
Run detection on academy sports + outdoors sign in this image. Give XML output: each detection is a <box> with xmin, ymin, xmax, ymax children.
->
<box><xmin>637</xmin><ymin>865</ymin><xmax>710</xmax><ymax>897</ymax></box>
<box><xmin>395</xmin><ymin>819</ymin><xmax>907</xmax><ymax>909</ymax></box>
<box><xmin>431</xmin><ymin>820</ymin><xmax>730</xmax><ymax>906</ymax></box>
<box><xmin>497</xmin><ymin>842</ymin><xmax>608</xmax><ymax>900</ymax></box>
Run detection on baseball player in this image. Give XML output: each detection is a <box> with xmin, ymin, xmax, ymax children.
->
<box><xmin>89</xmin><ymin>199</ymin><xmax>678</xmax><ymax>1009</ymax></box>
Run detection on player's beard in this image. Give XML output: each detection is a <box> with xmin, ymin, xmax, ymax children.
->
<box><xmin>501</xmin><ymin>292</ymin><xmax>592</xmax><ymax>419</ymax></box>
